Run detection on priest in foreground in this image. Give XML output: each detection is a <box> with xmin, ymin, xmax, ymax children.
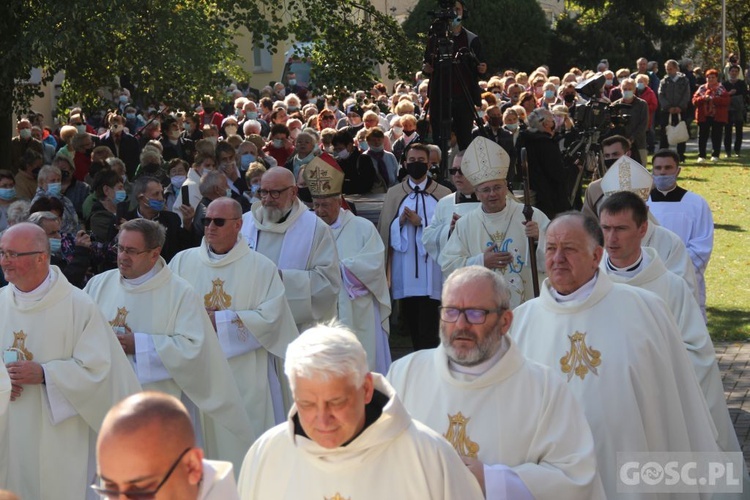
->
<box><xmin>1</xmin><ymin>223</ymin><xmax>141</xmax><ymax>500</ymax></box>
<box><xmin>241</xmin><ymin>166</ymin><xmax>340</xmax><ymax>333</ymax></box>
<box><xmin>510</xmin><ymin>212</ymin><xmax>725</xmax><ymax>499</ymax></box>
<box><xmin>388</xmin><ymin>265</ymin><xmax>605</xmax><ymax>499</ymax></box>
<box><xmin>305</xmin><ymin>157</ymin><xmax>392</xmax><ymax>373</ymax></box>
<box><xmin>95</xmin><ymin>391</ymin><xmax>240</xmax><ymax>500</ymax></box>
<box><xmin>237</xmin><ymin>325</ymin><xmax>485</xmax><ymax>500</ymax></box>
<box><xmin>84</xmin><ymin>218</ymin><xmax>255</xmax><ymax>470</ymax></box>
<box><xmin>440</xmin><ymin>136</ymin><xmax>548</xmax><ymax>308</ymax></box>
<box><xmin>169</xmin><ymin>197</ymin><xmax>299</xmax><ymax>469</ymax></box>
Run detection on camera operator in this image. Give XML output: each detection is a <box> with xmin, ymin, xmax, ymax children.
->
<box><xmin>422</xmin><ymin>0</ymin><xmax>487</xmax><ymax>152</ymax></box>
<box><xmin>611</xmin><ymin>78</ymin><xmax>648</xmax><ymax>165</ymax></box>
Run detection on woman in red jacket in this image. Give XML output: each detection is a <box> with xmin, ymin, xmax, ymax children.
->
<box><xmin>692</xmin><ymin>69</ymin><xmax>731</xmax><ymax>163</ymax></box>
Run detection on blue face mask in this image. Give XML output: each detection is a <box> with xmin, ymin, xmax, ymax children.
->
<box><xmin>369</xmin><ymin>145</ymin><xmax>384</xmax><ymax>153</ymax></box>
<box><xmin>226</xmin><ymin>188</ymin><xmax>233</xmax><ymax>198</ymax></box>
<box><xmin>544</xmin><ymin>90</ymin><xmax>555</xmax><ymax>99</ymax></box>
<box><xmin>250</xmin><ymin>184</ymin><xmax>260</xmax><ymax>195</ymax></box>
<box><xmin>147</xmin><ymin>198</ymin><xmax>165</xmax><ymax>211</ymax></box>
<box><xmin>288</xmin><ymin>79</ymin><xmax>297</xmax><ymax>86</ymax></box>
<box><xmin>241</xmin><ymin>154</ymin><xmax>255</xmax><ymax>170</ymax></box>
<box><xmin>49</xmin><ymin>238</ymin><xmax>61</xmax><ymax>253</ymax></box>
<box><xmin>636</xmin><ymin>82</ymin><xmax>645</xmax><ymax>91</ymax></box>
<box><xmin>273</xmin><ymin>139</ymin><xmax>284</xmax><ymax>148</ymax></box>
<box><xmin>359</xmin><ymin>141</ymin><xmax>369</xmax><ymax>151</ymax></box>
<box><xmin>126</xmin><ymin>113</ymin><xmax>136</xmax><ymax>120</ymax></box>
<box><xmin>653</xmin><ymin>174</ymin><xmax>677</xmax><ymax>191</ymax></box>
<box><xmin>623</xmin><ymin>90</ymin><xmax>635</xmax><ymax>100</ymax></box>
<box><xmin>452</xmin><ymin>16</ymin><xmax>462</xmax><ymax>29</ymax></box>
<box><xmin>114</xmin><ymin>190</ymin><xmax>127</xmax><ymax>203</ymax></box>
<box><xmin>47</xmin><ymin>182</ymin><xmax>62</xmax><ymax>197</ymax></box>
<box><xmin>0</xmin><ymin>187</ymin><xmax>16</xmax><ymax>200</ymax></box>
<box><xmin>246</xmin><ymin>111</ymin><xmax>258</xmax><ymax>120</ymax></box>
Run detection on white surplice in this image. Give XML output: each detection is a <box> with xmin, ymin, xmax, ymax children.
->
<box><xmin>199</xmin><ymin>460</ymin><xmax>240</xmax><ymax>500</ymax></box>
<box><xmin>387</xmin><ymin>337</ymin><xmax>606</xmax><ymax>500</ymax></box>
<box><xmin>643</xmin><ymin>221</ymin><xmax>700</xmax><ymax>305</ymax></box>
<box><xmin>2</xmin><ymin>267</ymin><xmax>141</xmax><ymax>500</ymax></box>
<box><xmin>422</xmin><ymin>192</ymin><xmax>479</xmax><ymax>265</ymax></box>
<box><xmin>329</xmin><ymin>209</ymin><xmax>392</xmax><ymax>373</ymax></box>
<box><xmin>237</xmin><ymin>374</ymin><xmax>484</xmax><ymax>500</ymax></box>
<box><xmin>169</xmin><ymin>236</ymin><xmax>299</xmax><ymax>471</ymax></box>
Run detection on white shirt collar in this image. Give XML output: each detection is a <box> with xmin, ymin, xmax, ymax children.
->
<box><xmin>551</xmin><ymin>271</ymin><xmax>599</xmax><ymax>303</ymax></box>
<box><xmin>121</xmin><ymin>260</ymin><xmax>162</xmax><ymax>286</ymax></box>
<box><xmin>12</xmin><ymin>270</ymin><xmax>55</xmax><ymax>303</ymax></box>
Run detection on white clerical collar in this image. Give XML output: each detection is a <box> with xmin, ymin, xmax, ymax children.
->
<box><xmin>448</xmin><ymin>335</ymin><xmax>509</xmax><ymax>378</ymax></box>
<box><xmin>207</xmin><ymin>245</ymin><xmax>230</xmax><ymax>262</ymax></box>
<box><xmin>657</xmin><ymin>186</ymin><xmax>677</xmax><ymax>196</ymax></box>
<box><xmin>122</xmin><ymin>260</ymin><xmax>163</xmax><ymax>286</ymax></box>
<box><xmin>606</xmin><ymin>250</ymin><xmax>649</xmax><ymax>278</ymax></box>
<box><xmin>551</xmin><ymin>272</ymin><xmax>599</xmax><ymax>303</ymax></box>
<box><xmin>12</xmin><ymin>270</ymin><xmax>56</xmax><ymax>303</ymax></box>
<box><xmin>408</xmin><ymin>178</ymin><xmax>428</xmax><ymax>191</ymax></box>
<box><xmin>329</xmin><ymin>208</ymin><xmax>345</xmax><ymax>229</ymax></box>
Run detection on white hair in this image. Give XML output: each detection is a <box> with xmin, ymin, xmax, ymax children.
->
<box><xmin>243</xmin><ymin>119</ymin><xmax>261</xmax><ymax>136</ymax></box>
<box><xmin>37</xmin><ymin>165</ymin><xmax>61</xmax><ymax>184</ymax></box>
<box><xmin>284</xmin><ymin>324</ymin><xmax>368</xmax><ymax>392</ymax></box>
<box><xmin>443</xmin><ymin>265</ymin><xmax>511</xmax><ymax>310</ymax></box>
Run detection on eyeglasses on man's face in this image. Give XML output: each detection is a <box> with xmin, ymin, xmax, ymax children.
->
<box><xmin>202</xmin><ymin>217</ymin><xmax>240</xmax><ymax>227</ymax></box>
<box><xmin>439</xmin><ymin>307</ymin><xmax>505</xmax><ymax>325</ymax></box>
<box><xmin>258</xmin><ymin>186</ymin><xmax>293</xmax><ymax>199</ymax></box>
<box><xmin>115</xmin><ymin>245</ymin><xmax>153</xmax><ymax>257</ymax></box>
<box><xmin>0</xmin><ymin>249</ymin><xmax>43</xmax><ymax>260</ymax></box>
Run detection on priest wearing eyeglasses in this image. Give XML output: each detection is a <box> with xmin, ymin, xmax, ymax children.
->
<box><xmin>240</xmin><ymin>165</ymin><xmax>340</xmax><ymax>334</ymax></box>
<box><xmin>388</xmin><ymin>266</ymin><xmax>605</xmax><ymax>499</ymax></box>
<box><xmin>84</xmin><ymin>218</ymin><xmax>254</xmax><ymax>473</ymax></box>
<box><xmin>440</xmin><ymin>136</ymin><xmax>549</xmax><ymax>309</ymax></box>
<box><xmin>169</xmin><ymin>197</ymin><xmax>298</xmax><ymax>469</ymax></box>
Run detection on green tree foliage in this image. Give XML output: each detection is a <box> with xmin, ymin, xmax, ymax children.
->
<box><xmin>686</xmin><ymin>0</ymin><xmax>749</xmax><ymax>72</ymax></box>
<box><xmin>403</xmin><ymin>0</ymin><xmax>551</xmax><ymax>74</ymax></box>
<box><xmin>550</xmin><ymin>0</ymin><xmax>697</xmax><ymax>75</ymax></box>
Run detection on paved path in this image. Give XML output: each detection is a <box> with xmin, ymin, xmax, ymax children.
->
<box><xmin>716</xmin><ymin>341</ymin><xmax>750</xmax><ymax>463</ymax></box>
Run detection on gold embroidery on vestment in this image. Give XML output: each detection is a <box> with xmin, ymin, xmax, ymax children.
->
<box><xmin>110</xmin><ymin>307</ymin><xmax>130</xmax><ymax>328</ymax></box>
<box><xmin>204</xmin><ymin>278</ymin><xmax>232</xmax><ymax>310</ymax></box>
<box><xmin>560</xmin><ymin>331</ymin><xmax>601</xmax><ymax>381</ymax></box>
<box><xmin>11</xmin><ymin>331</ymin><xmax>33</xmax><ymax>360</ymax></box>
<box><xmin>444</xmin><ymin>411</ymin><xmax>480</xmax><ymax>458</ymax></box>
<box><xmin>325</xmin><ymin>494</ymin><xmax>351</xmax><ymax>500</ymax></box>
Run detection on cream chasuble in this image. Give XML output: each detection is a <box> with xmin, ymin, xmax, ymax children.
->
<box><xmin>439</xmin><ymin>199</ymin><xmax>549</xmax><ymax>308</ymax></box>
<box><xmin>422</xmin><ymin>193</ymin><xmax>479</xmax><ymax>265</ymax></box>
<box><xmin>510</xmin><ymin>273</ymin><xmax>723</xmax><ymax>499</ymax></box>
<box><xmin>0</xmin><ymin>363</ymin><xmax>8</xmax><ymax>490</ymax></box>
<box><xmin>2</xmin><ymin>267</ymin><xmax>141</xmax><ymax>500</ymax></box>
<box><xmin>241</xmin><ymin>199</ymin><xmax>340</xmax><ymax>332</ymax></box>
<box><xmin>329</xmin><ymin>209</ymin><xmax>392</xmax><ymax>373</ymax></box>
<box><xmin>602</xmin><ymin>247</ymin><xmax>744</xmax><ymax>464</ymax></box>
<box><xmin>198</xmin><ymin>460</ymin><xmax>241</xmax><ymax>500</ymax></box>
<box><xmin>237</xmin><ymin>374</ymin><xmax>484</xmax><ymax>500</ymax></box>
<box><xmin>169</xmin><ymin>236</ymin><xmax>299</xmax><ymax>471</ymax></box>
<box><xmin>387</xmin><ymin>339</ymin><xmax>605</xmax><ymax>500</ymax></box>
<box><xmin>643</xmin><ymin>222</ymin><xmax>699</xmax><ymax>304</ymax></box>
<box><xmin>84</xmin><ymin>260</ymin><xmax>255</xmax><ymax>464</ymax></box>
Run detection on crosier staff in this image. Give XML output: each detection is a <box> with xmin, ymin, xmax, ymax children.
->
<box><xmin>520</xmin><ymin>147</ymin><xmax>539</xmax><ymax>297</ymax></box>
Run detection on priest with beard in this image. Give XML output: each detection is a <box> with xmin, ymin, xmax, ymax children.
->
<box><xmin>241</xmin><ymin>166</ymin><xmax>340</xmax><ymax>333</ymax></box>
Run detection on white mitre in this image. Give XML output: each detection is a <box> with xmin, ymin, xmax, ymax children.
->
<box><xmin>461</xmin><ymin>136</ymin><xmax>510</xmax><ymax>187</ymax></box>
<box><xmin>601</xmin><ymin>155</ymin><xmax>652</xmax><ymax>201</ymax></box>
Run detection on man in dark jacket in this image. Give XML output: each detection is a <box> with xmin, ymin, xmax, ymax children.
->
<box><xmin>100</xmin><ymin>114</ymin><xmax>142</xmax><ymax>180</ymax></box>
<box><xmin>331</xmin><ymin>132</ymin><xmax>376</xmax><ymax>194</ymax></box>
<box><xmin>658</xmin><ymin>59</ymin><xmax>691</xmax><ymax>161</ymax></box>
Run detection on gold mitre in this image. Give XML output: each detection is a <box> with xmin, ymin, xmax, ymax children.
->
<box><xmin>461</xmin><ymin>136</ymin><xmax>510</xmax><ymax>187</ymax></box>
<box><xmin>303</xmin><ymin>156</ymin><xmax>345</xmax><ymax>198</ymax></box>
<box><xmin>601</xmin><ymin>155</ymin><xmax>653</xmax><ymax>201</ymax></box>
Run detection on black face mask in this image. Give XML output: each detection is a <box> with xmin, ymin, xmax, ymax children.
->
<box><xmin>406</xmin><ymin>161</ymin><xmax>428</xmax><ymax>180</ymax></box>
<box><xmin>488</xmin><ymin>117</ymin><xmax>503</xmax><ymax>127</ymax></box>
<box><xmin>61</xmin><ymin>170</ymin><xmax>71</xmax><ymax>181</ymax></box>
<box><xmin>32</xmin><ymin>167</ymin><xmax>42</xmax><ymax>179</ymax></box>
<box><xmin>403</xmin><ymin>129</ymin><xmax>416</xmax><ymax>137</ymax></box>
<box><xmin>603</xmin><ymin>158</ymin><xmax>618</xmax><ymax>169</ymax></box>
<box><xmin>564</xmin><ymin>94</ymin><xmax>576</xmax><ymax>103</ymax></box>
<box><xmin>298</xmin><ymin>187</ymin><xmax>312</xmax><ymax>203</ymax></box>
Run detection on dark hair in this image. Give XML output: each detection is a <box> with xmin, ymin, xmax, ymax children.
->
<box><xmin>215</xmin><ymin>141</ymin><xmax>235</xmax><ymax>161</ymax></box>
<box><xmin>269</xmin><ymin>124</ymin><xmax>290</xmax><ymax>138</ymax></box>
<box><xmin>551</xmin><ymin>211</ymin><xmax>604</xmax><ymax>247</ymax></box>
<box><xmin>364</xmin><ymin>127</ymin><xmax>384</xmax><ymax>140</ymax></box>
<box><xmin>652</xmin><ymin>148</ymin><xmax>680</xmax><ymax>166</ymax></box>
<box><xmin>0</xmin><ymin>169</ymin><xmax>14</xmax><ymax>184</ymax></box>
<box><xmin>601</xmin><ymin>134</ymin><xmax>631</xmax><ymax>152</ymax></box>
<box><xmin>19</xmin><ymin>149</ymin><xmax>43</xmax><ymax>170</ymax></box>
<box><xmin>93</xmin><ymin>169</ymin><xmax>122</xmax><ymax>198</ymax></box>
<box><xmin>132</xmin><ymin>175</ymin><xmax>161</xmax><ymax>199</ymax></box>
<box><xmin>331</xmin><ymin>131</ymin><xmax>353</xmax><ymax>147</ymax></box>
<box><xmin>404</xmin><ymin>143</ymin><xmax>431</xmax><ymax>161</ymax></box>
<box><xmin>599</xmin><ymin>191</ymin><xmax>648</xmax><ymax>227</ymax></box>
<box><xmin>29</xmin><ymin>196</ymin><xmax>64</xmax><ymax>216</ymax></box>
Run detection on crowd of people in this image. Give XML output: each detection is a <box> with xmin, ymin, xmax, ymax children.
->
<box><xmin>0</xmin><ymin>1</ymin><xmax>748</xmax><ymax>495</ymax></box>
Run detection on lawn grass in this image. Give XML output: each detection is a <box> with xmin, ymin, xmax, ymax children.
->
<box><xmin>677</xmin><ymin>150</ymin><xmax>750</xmax><ymax>341</ymax></box>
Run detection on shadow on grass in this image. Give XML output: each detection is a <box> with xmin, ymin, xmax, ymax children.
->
<box><xmin>680</xmin><ymin>175</ymin><xmax>709</xmax><ymax>182</ymax></box>
<box><xmin>708</xmin><ymin>306</ymin><xmax>750</xmax><ymax>341</ymax></box>
<box><xmin>715</xmin><ymin>223</ymin><xmax>746</xmax><ymax>233</ymax></box>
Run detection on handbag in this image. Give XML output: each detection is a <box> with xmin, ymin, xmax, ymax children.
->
<box><xmin>666</xmin><ymin>113</ymin><xmax>689</xmax><ymax>145</ymax></box>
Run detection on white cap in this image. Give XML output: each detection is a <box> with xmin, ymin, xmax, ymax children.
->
<box><xmin>601</xmin><ymin>155</ymin><xmax>653</xmax><ymax>201</ymax></box>
<box><xmin>461</xmin><ymin>136</ymin><xmax>510</xmax><ymax>188</ymax></box>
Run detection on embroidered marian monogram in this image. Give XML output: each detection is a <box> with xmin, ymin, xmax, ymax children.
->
<box><xmin>204</xmin><ymin>278</ymin><xmax>232</xmax><ymax>310</ymax></box>
<box><xmin>444</xmin><ymin>412</ymin><xmax>480</xmax><ymax>458</ymax></box>
<box><xmin>560</xmin><ymin>331</ymin><xmax>602</xmax><ymax>381</ymax></box>
<box><xmin>325</xmin><ymin>494</ymin><xmax>351</xmax><ymax>500</ymax></box>
<box><xmin>11</xmin><ymin>331</ymin><xmax>33</xmax><ymax>360</ymax></box>
<box><xmin>110</xmin><ymin>307</ymin><xmax>130</xmax><ymax>329</ymax></box>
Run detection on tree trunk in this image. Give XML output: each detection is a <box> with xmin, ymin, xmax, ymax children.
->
<box><xmin>0</xmin><ymin>84</ymin><xmax>13</xmax><ymax>173</ymax></box>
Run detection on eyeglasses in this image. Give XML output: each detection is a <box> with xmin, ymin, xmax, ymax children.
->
<box><xmin>448</xmin><ymin>168</ymin><xmax>463</xmax><ymax>176</ymax></box>
<box><xmin>115</xmin><ymin>245</ymin><xmax>153</xmax><ymax>257</ymax></box>
<box><xmin>258</xmin><ymin>186</ymin><xmax>293</xmax><ymax>199</ymax></box>
<box><xmin>201</xmin><ymin>217</ymin><xmax>240</xmax><ymax>227</ymax></box>
<box><xmin>0</xmin><ymin>250</ymin><xmax>44</xmax><ymax>260</ymax></box>
<box><xmin>439</xmin><ymin>307</ymin><xmax>505</xmax><ymax>325</ymax></box>
<box><xmin>476</xmin><ymin>184</ymin><xmax>506</xmax><ymax>195</ymax></box>
<box><xmin>91</xmin><ymin>447</ymin><xmax>192</xmax><ymax>499</ymax></box>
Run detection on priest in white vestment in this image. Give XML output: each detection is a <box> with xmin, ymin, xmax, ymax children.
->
<box><xmin>84</xmin><ymin>219</ymin><xmax>255</xmax><ymax>468</ymax></box>
<box><xmin>440</xmin><ymin>137</ymin><xmax>548</xmax><ymax>309</ymax></box>
<box><xmin>240</xmin><ymin>166</ymin><xmax>340</xmax><ymax>333</ymax></box>
<box><xmin>95</xmin><ymin>392</ymin><xmax>240</xmax><ymax>500</ymax></box>
<box><xmin>238</xmin><ymin>325</ymin><xmax>484</xmax><ymax>500</ymax></box>
<box><xmin>510</xmin><ymin>213</ymin><xmax>726</xmax><ymax>499</ymax></box>
<box><xmin>388</xmin><ymin>266</ymin><xmax>605</xmax><ymax>499</ymax></box>
<box><xmin>169</xmin><ymin>197</ymin><xmax>299</xmax><ymax>471</ymax></box>
<box><xmin>422</xmin><ymin>150</ymin><xmax>480</xmax><ymax>266</ymax></box>
<box><xmin>0</xmin><ymin>363</ymin><xmax>8</xmax><ymax>490</ymax></box>
<box><xmin>598</xmin><ymin>192</ymin><xmax>745</xmax><ymax>465</ymax></box>
<box><xmin>1</xmin><ymin>223</ymin><xmax>141</xmax><ymax>500</ymax></box>
<box><xmin>304</xmin><ymin>157</ymin><xmax>392</xmax><ymax>373</ymax></box>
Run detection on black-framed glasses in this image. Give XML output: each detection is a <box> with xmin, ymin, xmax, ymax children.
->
<box><xmin>91</xmin><ymin>447</ymin><xmax>192</xmax><ymax>499</ymax></box>
<box><xmin>439</xmin><ymin>307</ymin><xmax>504</xmax><ymax>325</ymax></box>
<box><xmin>201</xmin><ymin>217</ymin><xmax>240</xmax><ymax>227</ymax></box>
<box><xmin>0</xmin><ymin>250</ymin><xmax>44</xmax><ymax>260</ymax></box>
<box><xmin>258</xmin><ymin>186</ymin><xmax>293</xmax><ymax>199</ymax></box>
<box><xmin>448</xmin><ymin>168</ymin><xmax>463</xmax><ymax>176</ymax></box>
<box><xmin>115</xmin><ymin>245</ymin><xmax>153</xmax><ymax>257</ymax></box>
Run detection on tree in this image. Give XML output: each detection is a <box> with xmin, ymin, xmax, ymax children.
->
<box><xmin>403</xmin><ymin>0</ymin><xmax>551</xmax><ymax>75</ymax></box>
<box><xmin>686</xmin><ymin>0</ymin><xmax>749</xmax><ymax>73</ymax></box>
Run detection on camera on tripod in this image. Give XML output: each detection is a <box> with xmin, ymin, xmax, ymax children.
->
<box><xmin>571</xmin><ymin>73</ymin><xmax>631</xmax><ymax>133</ymax></box>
